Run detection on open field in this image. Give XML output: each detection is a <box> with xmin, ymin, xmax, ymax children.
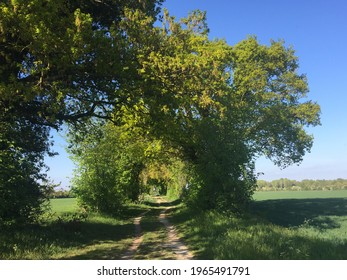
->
<box><xmin>50</xmin><ymin>198</ymin><xmax>78</xmax><ymax>213</ymax></box>
<box><xmin>171</xmin><ymin>190</ymin><xmax>347</xmax><ymax>259</ymax></box>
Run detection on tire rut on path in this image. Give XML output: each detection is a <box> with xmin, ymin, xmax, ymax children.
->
<box><xmin>121</xmin><ymin>210</ymin><xmax>149</xmax><ymax>260</ymax></box>
<box><xmin>121</xmin><ymin>197</ymin><xmax>194</xmax><ymax>260</ymax></box>
<box><xmin>159</xmin><ymin>207</ymin><xmax>194</xmax><ymax>260</ymax></box>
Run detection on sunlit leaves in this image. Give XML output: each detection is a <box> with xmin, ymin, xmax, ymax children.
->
<box><xmin>230</xmin><ymin>37</ymin><xmax>320</xmax><ymax>167</ymax></box>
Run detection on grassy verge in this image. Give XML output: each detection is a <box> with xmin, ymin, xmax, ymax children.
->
<box><xmin>171</xmin><ymin>196</ymin><xmax>347</xmax><ymax>259</ymax></box>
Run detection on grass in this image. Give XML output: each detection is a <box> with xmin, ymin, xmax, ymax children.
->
<box><xmin>0</xmin><ymin>196</ymin><xmax>175</xmax><ymax>260</ymax></box>
<box><xmin>171</xmin><ymin>190</ymin><xmax>347</xmax><ymax>259</ymax></box>
<box><xmin>0</xmin><ymin>199</ymin><xmax>148</xmax><ymax>259</ymax></box>
<box><xmin>50</xmin><ymin>198</ymin><xmax>78</xmax><ymax>213</ymax></box>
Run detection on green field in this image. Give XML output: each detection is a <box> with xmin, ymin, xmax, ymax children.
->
<box><xmin>172</xmin><ymin>190</ymin><xmax>347</xmax><ymax>259</ymax></box>
<box><xmin>50</xmin><ymin>198</ymin><xmax>78</xmax><ymax>213</ymax></box>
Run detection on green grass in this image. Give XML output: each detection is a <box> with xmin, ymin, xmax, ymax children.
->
<box><xmin>171</xmin><ymin>190</ymin><xmax>347</xmax><ymax>259</ymax></box>
<box><xmin>50</xmin><ymin>198</ymin><xmax>78</xmax><ymax>213</ymax></box>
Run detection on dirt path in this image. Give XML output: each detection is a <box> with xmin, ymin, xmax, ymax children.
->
<box><xmin>158</xmin><ymin>207</ymin><xmax>194</xmax><ymax>260</ymax></box>
<box><xmin>121</xmin><ymin>197</ymin><xmax>194</xmax><ymax>260</ymax></box>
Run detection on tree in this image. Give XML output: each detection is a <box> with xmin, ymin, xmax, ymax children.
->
<box><xmin>0</xmin><ymin>111</ymin><xmax>53</xmax><ymax>224</ymax></box>
<box><xmin>114</xmin><ymin>10</ymin><xmax>320</xmax><ymax>210</ymax></box>
<box><xmin>0</xmin><ymin>0</ymin><xmax>163</xmax><ymax>222</ymax></box>
<box><xmin>230</xmin><ymin>38</ymin><xmax>320</xmax><ymax>167</ymax></box>
<box><xmin>1</xmin><ymin>0</ymin><xmax>320</xmax><ymax>216</ymax></box>
<box><xmin>69</xmin><ymin>10</ymin><xmax>320</xmax><ymax>212</ymax></box>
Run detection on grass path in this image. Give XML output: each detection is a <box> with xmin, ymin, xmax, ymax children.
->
<box><xmin>121</xmin><ymin>196</ymin><xmax>194</xmax><ymax>260</ymax></box>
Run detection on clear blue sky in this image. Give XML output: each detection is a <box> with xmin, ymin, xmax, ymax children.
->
<box><xmin>45</xmin><ymin>0</ymin><xmax>347</xmax><ymax>187</ymax></box>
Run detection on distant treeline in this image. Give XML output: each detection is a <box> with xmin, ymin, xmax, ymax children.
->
<box><xmin>49</xmin><ymin>188</ymin><xmax>74</xmax><ymax>199</ymax></box>
<box><xmin>257</xmin><ymin>178</ymin><xmax>347</xmax><ymax>191</ymax></box>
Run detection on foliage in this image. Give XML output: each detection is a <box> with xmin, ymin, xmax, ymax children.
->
<box><xmin>68</xmin><ymin>113</ymin><xmax>187</xmax><ymax>213</ymax></box>
<box><xmin>119</xmin><ymin>10</ymin><xmax>320</xmax><ymax>210</ymax></box>
<box><xmin>68</xmin><ymin>8</ymin><xmax>320</xmax><ymax>212</ymax></box>
<box><xmin>230</xmin><ymin>38</ymin><xmax>320</xmax><ymax>167</ymax></box>
<box><xmin>68</xmin><ymin>122</ymin><xmax>137</xmax><ymax>213</ymax></box>
<box><xmin>0</xmin><ymin>0</ymin><xmax>162</xmax><ymax>223</ymax></box>
<box><xmin>1</xmin><ymin>0</ymin><xmax>321</xmax><ymax>216</ymax></box>
<box><xmin>0</xmin><ymin>111</ymin><xmax>53</xmax><ymax>225</ymax></box>
<box><xmin>0</xmin><ymin>0</ymin><xmax>163</xmax><ymax>127</ymax></box>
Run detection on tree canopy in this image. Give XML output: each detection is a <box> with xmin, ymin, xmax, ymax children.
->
<box><xmin>0</xmin><ymin>0</ymin><xmax>163</xmax><ymax>127</ymax></box>
<box><xmin>69</xmin><ymin>9</ymin><xmax>320</xmax><ymax>211</ymax></box>
<box><xmin>0</xmin><ymin>0</ymin><xmax>163</xmax><ymax>223</ymax></box>
<box><xmin>0</xmin><ymin>0</ymin><xmax>320</xmax><ymax>220</ymax></box>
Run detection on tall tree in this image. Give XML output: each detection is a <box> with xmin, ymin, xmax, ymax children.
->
<box><xmin>1</xmin><ymin>0</ymin><xmax>320</xmax><ymax>216</ymax></box>
<box><xmin>69</xmin><ymin>10</ymin><xmax>320</xmax><ymax>211</ymax></box>
<box><xmin>114</xmin><ymin>10</ymin><xmax>320</xmax><ymax>210</ymax></box>
<box><xmin>0</xmin><ymin>0</ymin><xmax>163</xmax><ymax>223</ymax></box>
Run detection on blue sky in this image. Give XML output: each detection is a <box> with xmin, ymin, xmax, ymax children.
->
<box><xmin>45</xmin><ymin>0</ymin><xmax>347</xmax><ymax>187</ymax></box>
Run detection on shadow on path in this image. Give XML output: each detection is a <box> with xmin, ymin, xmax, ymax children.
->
<box><xmin>143</xmin><ymin>198</ymin><xmax>182</xmax><ymax>208</ymax></box>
